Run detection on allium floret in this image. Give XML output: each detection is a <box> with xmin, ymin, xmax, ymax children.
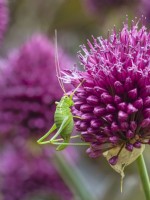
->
<box><xmin>65</xmin><ymin>21</ymin><xmax>150</xmax><ymax>165</ymax></box>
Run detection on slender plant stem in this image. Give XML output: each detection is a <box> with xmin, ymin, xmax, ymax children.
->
<box><xmin>54</xmin><ymin>153</ymin><xmax>94</xmax><ymax>200</ymax></box>
<box><xmin>137</xmin><ymin>154</ymin><xmax>150</xmax><ymax>200</ymax></box>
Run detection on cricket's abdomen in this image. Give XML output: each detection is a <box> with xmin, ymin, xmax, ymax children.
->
<box><xmin>54</xmin><ymin>106</ymin><xmax>74</xmax><ymax>140</ymax></box>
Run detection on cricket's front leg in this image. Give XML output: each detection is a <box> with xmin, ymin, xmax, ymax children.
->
<box><xmin>37</xmin><ymin>123</ymin><xmax>57</xmax><ymax>144</ymax></box>
<box><xmin>73</xmin><ymin>115</ymin><xmax>82</xmax><ymax>119</ymax></box>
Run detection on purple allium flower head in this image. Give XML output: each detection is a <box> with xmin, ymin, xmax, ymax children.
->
<box><xmin>0</xmin><ymin>0</ymin><xmax>8</xmax><ymax>44</ymax></box>
<box><xmin>0</xmin><ymin>34</ymin><xmax>76</xmax><ymax>199</ymax></box>
<box><xmin>0</xmin><ymin>143</ymin><xmax>72</xmax><ymax>200</ymax></box>
<box><xmin>0</xmin><ymin>34</ymin><xmax>72</xmax><ymax>137</ymax></box>
<box><xmin>65</xmin><ymin>21</ymin><xmax>150</xmax><ymax>164</ymax></box>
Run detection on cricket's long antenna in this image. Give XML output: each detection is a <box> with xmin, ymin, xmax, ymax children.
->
<box><xmin>55</xmin><ymin>30</ymin><xmax>66</xmax><ymax>94</ymax></box>
<box><xmin>70</xmin><ymin>79</ymin><xmax>84</xmax><ymax>98</ymax></box>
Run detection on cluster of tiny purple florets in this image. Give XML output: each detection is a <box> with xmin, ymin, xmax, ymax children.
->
<box><xmin>0</xmin><ymin>34</ymin><xmax>72</xmax><ymax>137</ymax></box>
<box><xmin>0</xmin><ymin>35</ymin><xmax>73</xmax><ymax>198</ymax></box>
<box><xmin>66</xmin><ymin>22</ymin><xmax>150</xmax><ymax>164</ymax></box>
<box><xmin>0</xmin><ymin>143</ymin><xmax>72</xmax><ymax>200</ymax></box>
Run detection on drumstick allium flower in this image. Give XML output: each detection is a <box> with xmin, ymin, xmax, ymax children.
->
<box><xmin>0</xmin><ymin>143</ymin><xmax>72</xmax><ymax>200</ymax></box>
<box><xmin>0</xmin><ymin>35</ymin><xmax>74</xmax><ymax>199</ymax></box>
<box><xmin>65</xmin><ymin>22</ymin><xmax>150</xmax><ymax>166</ymax></box>
<box><xmin>0</xmin><ymin>34</ymin><xmax>72</xmax><ymax>137</ymax></box>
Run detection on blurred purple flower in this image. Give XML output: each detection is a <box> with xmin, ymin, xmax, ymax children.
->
<box><xmin>84</xmin><ymin>0</ymin><xmax>136</xmax><ymax>15</ymax></box>
<box><xmin>65</xmin><ymin>22</ymin><xmax>150</xmax><ymax>164</ymax></box>
<box><xmin>0</xmin><ymin>0</ymin><xmax>8</xmax><ymax>44</ymax></box>
<box><xmin>0</xmin><ymin>34</ymin><xmax>74</xmax><ymax>199</ymax></box>
<box><xmin>0</xmin><ymin>142</ymin><xmax>72</xmax><ymax>200</ymax></box>
<box><xmin>0</xmin><ymin>34</ymin><xmax>73</xmax><ymax>137</ymax></box>
<box><xmin>139</xmin><ymin>0</ymin><xmax>150</xmax><ymax>25</ymax></box>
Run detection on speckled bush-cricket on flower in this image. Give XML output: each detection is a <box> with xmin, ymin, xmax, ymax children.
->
<box><xmin>37</xmin><ymin>31</ymin><xmax>89</xmax><ymax>150</ymax></box>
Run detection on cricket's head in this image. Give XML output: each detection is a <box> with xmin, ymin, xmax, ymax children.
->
<box><xmin>63</xmin><ymin>95</ymin><xmax>74</xmax><ymax>107</ymax></box>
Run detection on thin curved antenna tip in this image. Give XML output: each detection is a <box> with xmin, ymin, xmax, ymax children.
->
<box><xmin>55</xmin><ymin>30</ymin><xmax>66</xmax><ymax>94</ymax></box>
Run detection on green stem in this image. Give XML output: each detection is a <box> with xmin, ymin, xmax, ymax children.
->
<box><xmin>54</xmin><ymin>153</ymin><xmax>94</xmax><ymax>200</ymax></box>
<box><xmin>137</xmin><ymin>154</ymin><xmax>150</xmax><ymax>200</ymax></box>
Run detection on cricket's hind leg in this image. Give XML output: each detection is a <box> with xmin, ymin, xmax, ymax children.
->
<box><xmin>37</xmin><ymin>124</ymin><xmax>57</xmax><ymax>144</ymax></box>
<box><xmin>49</xmin><ymin>135</ymin><xmax>81</xmax><ymax>150</ymax></box>
<box><xmin>51</xmin><ymin>141</ymin><xmax>90</xmax><ymax>151</ymax></box>
<box><xmin>56</xmin><ymin>138</ymin><xmax>70</xmax><ymax>151</ymax></box>
<box><xmin>50</xmin><ymin>136</ymin><xmax>90</xmax><ymax>151</ymax></box>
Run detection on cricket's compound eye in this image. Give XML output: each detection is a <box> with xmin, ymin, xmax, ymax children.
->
<box><xmin>65</xmin><ymin>96</ymin><xmax>70</xmax><ymax>100</ymax></box>
<box><xmin>64</xmin><ymin>96</ymin><xmax>68</xmax><ymax>100</ymax></box>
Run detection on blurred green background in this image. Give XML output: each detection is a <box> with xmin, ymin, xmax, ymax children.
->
<box><xmin>0</xmin><ymin>0</ymin><xmax>150</xmax><ymax>200</ymax></box>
